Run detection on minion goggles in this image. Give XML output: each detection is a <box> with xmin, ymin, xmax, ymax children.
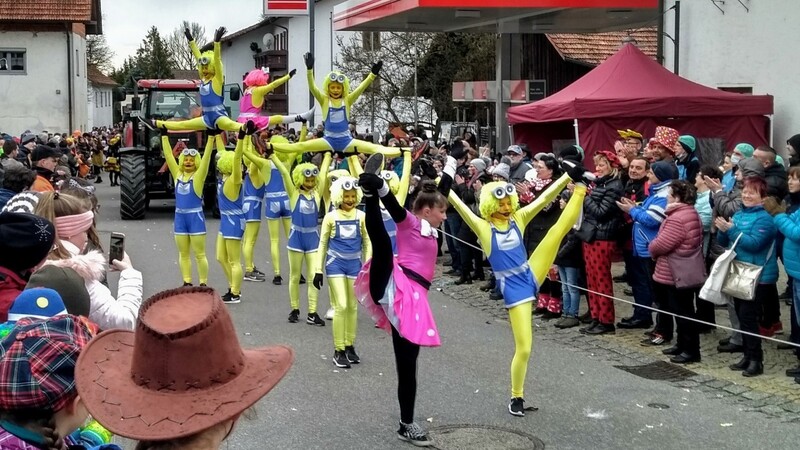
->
<box><xmin>198</xmin><ymin>56</ymin><xmax>211</xmax><ymax>65</ymax></box>
<box><xmin>182</xmin><ymin>149</ymin><xmax>199</xmax><ymax>157</ymax></box>
<box><xmin>329</xmin><ymin>73</ymin><xmax>346</xmax><ymax>83</ymax></box>
<box><xmin>340</xmin><ymin>179</ymin><xmax>359</xmax><ymax>191</ymax></box>
<box><xmin>492</xmin><ymin>184</ymin><xmax>516</xmax><ymax>199</ymax></box>
<box><xmin>380</xmin><ymin>171</ymin><xmax>394</xmax><ymax>180</ymax></box>
<box><xmin>303</xmin><ymin>168</ymin><xmax>320</xmax><ymax>177</ymax></box>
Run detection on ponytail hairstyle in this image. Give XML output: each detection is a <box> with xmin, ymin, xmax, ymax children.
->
<box><xmin>412</xmin><ymin>180</ymin><xmax>447</xmax><ymax>213</ymax></box>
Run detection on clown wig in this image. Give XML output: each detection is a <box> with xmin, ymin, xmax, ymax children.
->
<box><xmin>292</xmin><ymin>162</ymin><xmax>320</xmax><ymax>188</ymax></box>
<box><xmin>479</xmin><ymin>181</ymin><xmax>520</xmax><ymax>220</ymax></box>
<box><xmin>329</xmin><ymin>176</ymin><xmax>363</xmax><ymax>207</ymax></box>
<box><xmin>380</xmin><ymin>170</ymin><xmax>400</xmax><ymax>196</ymax></box>
<box><xmin>216</xmin><ymin>150</ymin><xmax>234</xmax><ymax>175</ymax></box>
<box><xmin>244</xmin><ymin>68</ymin><xmax>269</xmax><ymax>88</ymax></box>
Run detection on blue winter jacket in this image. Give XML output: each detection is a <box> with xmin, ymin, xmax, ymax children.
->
<box><xmin>717</xmin><ymin>205</ymin><xmax>778</xmax><ymax>284</ymax></box>
<box><xmin>722</xmin><ymin>169</ymin><xmax>736</xmax><ymax>193</ymax></box>
<box><xmin>774</xmin><ymin>207</ymin><xmax>800</xmax><ymax>280</ymax></box>
<box><xmin>0</xmin><ymin>188</ymin><xmax>14</xmax><ymax>211</ymax></box>
<box><xmin>629</xmin><ymin>180</ymin><xmax>670</xmax><ymax>257</ymax></box>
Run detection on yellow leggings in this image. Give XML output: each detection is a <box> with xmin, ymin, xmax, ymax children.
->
<box><xmin>271</xmin><ymin>139</ymin><xmax>402</xmax><ymax>158</ymax></box>
<box><xmin>216</xmin><ymin>234</ymin><xmax>243</xmax><ymax>295</ymax></box>
<box><xmin>243</xmin><ymin>222</ymin><xmax>261</xmax><ymax>272</ymax></box>
<box><xmin>288</xmin><ymin>250</ymin><xmax>318</xmax><ymax>312</ymax></box>
<box><xmin>267</xmin><ymin>218</ymin><xmax>291</xmax><ymax>275</ymax></box>
<box><xmin>175</xmin><ymin>234</ymin><xmax>209</xmax><ymax>284</ymax></box>
<box><xmin>156</xmin><ymin>116</ymin><xmax>244</xmax><ymax>132</ymax></box>
<box><xmin>509</xmin><ymin>184</ymin><xmax>587</xmax><ymax>398</ymax></box>
<box><xmin>329</xmin><ymin>276</ymin><xmax>358</xmax><ymax>350</ymax></box>
<box><xmin>509</xmin><ymin>302</ymin><xmax>533</xmax><ymax>398</ymax></box>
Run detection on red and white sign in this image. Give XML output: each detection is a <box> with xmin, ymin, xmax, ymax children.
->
<box><xmin>452</xmin><ymin>80</ymin><xmax>531</xmax><ymax>103</ymax></box>
<box><xmin>264</xmin><ymin>0</ymin><xmax>309</xmax><ymax>16</ymax></box>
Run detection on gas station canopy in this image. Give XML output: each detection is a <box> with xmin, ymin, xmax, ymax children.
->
<box><xmin>333</xmin><ymin>0</ymin><xmax>658</xmax><ymax>33</ymax></box>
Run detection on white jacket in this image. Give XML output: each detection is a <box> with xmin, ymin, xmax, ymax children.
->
<box><xmin>44</xmin><ymin>240</ymin><xmax>142</xmax><ymax>330</ymax></box>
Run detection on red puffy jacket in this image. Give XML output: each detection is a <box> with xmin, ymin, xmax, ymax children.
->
<box><xmin>0</xmin><ymin>266</ymin><xmax>27</xmax><ymax>322</ymax></box>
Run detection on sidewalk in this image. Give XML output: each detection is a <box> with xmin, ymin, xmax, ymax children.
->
<box><xmin>434</xmin><ymin>259</ymin><xmax>800</xmax><ymax>420</ymax></box>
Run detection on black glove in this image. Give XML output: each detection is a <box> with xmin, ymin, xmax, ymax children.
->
<box><xmin>359</xmin><ymin>172</ymin><xmax>384</xmax><ymax>193</ymax></box>
<box><xmin>214</xmin><ymin>27</ymin><xmax>227</xmax><ymax>42</ymax></box>
<box><xmin>237</xmin><ymin>127</ymin><xmax>246</xmax><ymax>141</ymax></box>
<box><xmin>371</xmin><ymin>60</ymin><xmax>383</xmax><ymax>75</ymax></box>
<box><xmin>561</xmin><ymin>160</ymin><xmax>587</xmax><ymax>183</ymax></box>
<box><xmin>313</xmin><ymin>273</ymin><xmax>324</xmax><ymax>290</ymax></box>
<box><xmin>304</xmin><ymin>52</ymin><xmax>314</xmax><ymax>70</ymax></box>
<box><xmin>184</xmin><ymin>28</ymin><xmax>193</xmax><ymax>42</ymax></box>
<box><xmin>245</xmin><ymin>120</ymin><xmax>257</xmax><ymax>136</ymax></box>
<box><xmin>159</xmin><ymin>124</ymin><xmax>169</xmax><ymax>135</ymax></box>
<box><xmin>289</xmin><ymin>69</ymin><xmax>297</xmax><ymax>78</ymax></box>
<box><xmin>206</xmin><ymin>128</ymin><xmax>221</xmax><ymax>136</ymax></box>
<box><xmin>419</xmin><ymin>159</ymin><xmax>437</xmax><ymax>179</ymax></box>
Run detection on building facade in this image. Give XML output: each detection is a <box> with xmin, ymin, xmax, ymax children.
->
<box><xmin>87</xmin><ymin>65</ymin><xmax>119</xmax><ymax>129</ymax></box>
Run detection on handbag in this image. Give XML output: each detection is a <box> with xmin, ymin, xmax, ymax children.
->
<box><xmin>721</xmin><ymin>240</ymin><xmax>774</xmax><ymax>301</ymax></box>
<box><xmin>668</xmin><ymin>247</ymin><xmax>707</xmax><ymax>289</ymax></box>
<box><xmin>700</xmin><ymin>234</ymin><xmax>740</xmax><ymax>306</ymax></box>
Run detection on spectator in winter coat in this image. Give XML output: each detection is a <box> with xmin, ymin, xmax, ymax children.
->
<box><xmin>754</xmin><ymin>145</ymin><xmax>788</xmax><ymax>201</ymax></box>
<box><xmin>716</xmin><ymin>177</ymin><xmax>779</xmax><ymax>377</ymax></box>
<box><xmin>577</xmin><ymin>150</ymin><xmax>625</xmax><ymax>335</ymax></box>
<box><xmin>676</xmin><ymin>135</ymin><xmax>700</xmax><ymax>182</ymax></box>
<box><xmin>30</xmin><ymin>145</ymin><xmax>60</xmax><ymax>192</ymax></box>
<box><xmin>506</xmin><ymin>145</ymin><xmax>532</xmax><ymax>183</ymax></box>
<box><xmin>0</xmin><ymin>212</ymin><xmax>56</xmax><ymax>321</ymax></box>
<box><xmin>786</xmin><ymin>134</ymin><xmax>800</xmax><ymax>167</ymax></box>
<box><xmin>648</xmin><ymin>180</ymin><xmax>704</xmax><ymax>364</ymax></box>
<box><xmin>617</xmin><ymin>160</ymin><xmax>677</xmax><ymax>330</ymax></box>
<box><xmin>693</xmin><ymin>165</ymin><xmax>720</xmax><ymax>331</ymax></box>
<box><xmin>721</xmin><ymin>153</ymin><xmax>736</xmax><ymax>193</ymax></box>
<box><xmin>0</xmin><ymin>164</ymin><xmax>35</xmax><ymax>211</ymax></box>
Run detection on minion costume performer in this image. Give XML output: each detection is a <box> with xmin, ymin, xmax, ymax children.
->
<box><xmin>444</xmin><ymin>157</ymin><xmax>588</xmax><ymax>417</ymax></box>
<box><xmin>270</xmin><ymin>147</ymin><xmax>332</xmax><ymax>325</ymax></box>
<box><xmin>153</xmin><ymin>26</ymin><xmax>244</xmax><ymax>133</ymax></box>
<box><xmin>313</xmin><ymin>176</ymin><xmax>371</xmax><ymax>368</ymax></box>
<box><xmin>348</xmin><ymin>148</ymin><xmax>412</xmax><ymax>255</ymax></box>
<box><xmin>160</xmin><ymin>129</ymin><xmax>219</xmax><ymax>287</ymax></box>
<box><xmin>215</xmin><ymin>121</ymin><xmax>256</xmax><ymax>304</ymax></box>
<box><xmin>268</xmin><ymin>53</ymin><xmax>400</xmax><ymax>158</ymax></box>
<box><xmin>237</xmin><ymin>67</ymin><xmax>315</xmax><ymax>132</ymax></box>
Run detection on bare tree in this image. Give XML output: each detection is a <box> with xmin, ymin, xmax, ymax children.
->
<box><xmin>166</xmin><ymin>21</ymin><xmax>207</xmax><ymax>70</ymax></box>
<box><xmin>87</xmin><ymin>34</ymin><xmax>115</xmax><ymax>73</ymax></box>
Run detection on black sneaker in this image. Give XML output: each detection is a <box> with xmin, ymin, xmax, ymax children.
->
<box><xmin>199</xmin><ymin>283</ymin><xmax>207</xmax><ymax>287</ymax></box>
<box><xmin>222</xmin><ymin>291</ymin><xmax>241</xmax><ymax>304</ymax></box>
<box><xmin>397</xmin><ymin>422</ymin><xmax>432</xmax><ymax>447</ymax></box>
<box><xmin>244</xmin><ymin>270</ymin><xmax>266</xmax><ymax>282</ymax></box>
<box><xmin>364</xmin><ymin>153</ymin><xmax>385</xmax><ymax>174</ymax></box>
<box><xmin>508</xmin><ymin>397</ymin><xmax>537</xmax><ymax>417</ymax></box>
<box><xmin>299</xmin><ymin>274</ymin><xmax>306</xmax><ymax>285</ymax></box>
<box><xmin>307</xmin><ymin>312</ymin><xmax>325</xmax><ymax>326</ymax></box>
<box><xmin>182</xmin><ymin>282</ymin><xmax>193</xmax><ymax>287</ymax></box>
<box><xmin>333</xmin><ymin>350</ymin><xmax>351</xmax><ymax>368</ymax></box>
<box><xmin>345</xmin><ymin>345</ymin><xmax>361</xmax><ymax>364</ymax></box>
<box><xmin>272</xmin><ymin>275</ymin><xmax>283</xmax><ymax>285</ymax></box>
<box><xmin>288</xmin><ymin>309</ymin><xmax>300</xmax><ymax>323</ymax></box>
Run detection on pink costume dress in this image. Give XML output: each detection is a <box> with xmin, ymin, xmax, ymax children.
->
<box><xmin>237</xmin><ymin>89</ymin><xmax>271</xmax><ymax>130</ymax></box>
<box><xmin>355</xmin><ymin>213</ymin><xmax>441</xmax><ymax>347</ymax></box>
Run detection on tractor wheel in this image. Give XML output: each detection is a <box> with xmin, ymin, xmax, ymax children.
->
<box><xmin>120</xmin><ymin>153</ymin><xmax>146</xmax><ymax>220</ymax></box>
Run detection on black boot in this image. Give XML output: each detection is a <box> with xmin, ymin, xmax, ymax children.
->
<box><xmin>729</xmin><ymin>356</ymin><xmax>750</xmax><ymax>371</ymax></box>
<box><xmin>480</xmin><ymin>276</ymin><xmax>496</xmax><ymax>292</ymax></box>
<box><xmin>454</xmin><ymin>272</ymin><xmax>473</xmax><ymax>285</ymax></box>
<box><xmin>472</xmin><ymin>270</ymin><xmax>485</xmax><ymax>281</ymax></box>
<box><xmin>742</xmin><ymin>360</ymin><xmax>764</xmax><ymax>377</ymax></box>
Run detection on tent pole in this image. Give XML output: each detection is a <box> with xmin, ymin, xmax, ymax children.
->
<box><xmin>573</xmin><ymin>119</ymin><xmax>580</xmax><ymax>146</ymax></box>
<box><xmin>769</xmin><ymin>114</ymin><xmax>774</xmax><ymax>148</ymax></box>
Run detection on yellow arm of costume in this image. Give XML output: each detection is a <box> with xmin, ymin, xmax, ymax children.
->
<box><xmin>161</xmin><ymin>136</ymin><xmax>180</xmax><ymax>179</ymax></box>
<box><xmin>212</xmin><ymin>41</ymin><xmax>224</xmax><ymax>95</ymax></box>
<box><xmin>447</xmin><ymin>190</ymin><xmax>492</xmax><ymax>254</ymax></box>
<box><xmin>396</xmin><ymin>149</ymin><xmax>412</xmax><ymax>206</ymax></box>
<box><xmin>251</xmin><ymin>74</ymin><xmax>291</xmax><ymax>107</ymax></box>
<box><xmin>242</xmin><ymin>146</ymin><xmax>272</xmax><ymax>186</ymax></box>
<box><xmin>270</xmin><ymin>153</ymin><xmax>296</xmax><ymax>199</ymax></box>
<box><xmin>314</xmin><ymin>212</ymin><xmax>334</xmax><ymax>274</ymax></box>
<box><xmin>360</xmin><ymin>211</ymin><xmax>372</xmax><ymax>261</ymax></box>
<box><xmin>188</xmin><ymin>40</ymin><xmax>201</xmax><ymax>60</ymax></box>
<box><xmin>346</xmin><ymin>73</ymin><xmax>376</xmax><ymax>105</ymax></box>
<box><xmin>513</xmin><ymin>173</ymin><xmax>571</xmax><ymax>230</ymax></box>
<box><xmin>307</xmin><ymin>69</ymin><xmax>326</xmax><ymax>106</ymax></box>
<box><xmin>315</xmin><ymin>152</ymin><xmax>333</xmax><ymax>208</ymax></box>
<box><xmin>223</xmin><ymin>138</ymin><xmax>245</xmax><ymax>200</ymax></box>
<box><xmin>191</xmin><ymin>136</ymin><xmax>217</xmax><ymax>198</ymax></box>
<box><xmin>348</xmin><ymin>155</ymin><xmax>363</xmax><ymax>176</ymax></box>
<box><xmin>299</xmin><ymin>123</ymin><xmax>309</xmax><ymax>142</ymax></box>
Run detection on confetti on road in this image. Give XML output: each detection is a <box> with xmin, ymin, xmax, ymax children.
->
<box><xmin>721</xmin><ymin>423</ymin><xmax>733</xmax><ymax>427</ymax></box>
<box><xmin>584</xmin><ymin>408</ymin><xmax>608</xmax><ymax>419</ymax></box>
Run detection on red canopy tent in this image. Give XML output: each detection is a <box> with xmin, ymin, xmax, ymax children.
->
<box><xmin>507</xmin><ymin>43</ymin><xmax>774</xmax><ymax>166</ymax></box>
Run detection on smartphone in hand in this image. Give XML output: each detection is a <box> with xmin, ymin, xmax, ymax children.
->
<box><xmin>109</xmin><ymin>232</ymin><xmax>125</xmax><ymax>262</ymax></box>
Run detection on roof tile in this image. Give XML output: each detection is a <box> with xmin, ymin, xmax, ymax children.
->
<box><xmin>87</xmin><ymin>65</ymin><xmax>118</xmax><ymax>87</ymax></box>
<box><xmin>0</xmin><ymin>0</ymin><xmax>93</xmax><ymax>22</ymax></box>
<box><xmin>546</xmin><ymin>27</ymin><xmax>658</xmax><ymax>66</ymax></box>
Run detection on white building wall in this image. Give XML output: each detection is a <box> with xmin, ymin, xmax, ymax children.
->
<box><xmin>0</xmin><ymin>30</ymin><xmax>88</xmax><ymax>134</ymax></box>
<box><xmin>88</xmin><ymin>85</ymin><xmax>114</xmax><ymax>129</ymax></box>
<box><xmin>662</xmin><ymin>0</ymin><xmax>798</xmax><ymax>151</ymax></box>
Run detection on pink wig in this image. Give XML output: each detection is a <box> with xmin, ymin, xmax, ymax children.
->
<box><xmin>244</xmin><ymin>69</ymin><xmax>269</xmax><ymax>88</ymax></box>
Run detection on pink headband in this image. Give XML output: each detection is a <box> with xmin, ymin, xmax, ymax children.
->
<box><xmin>55</xmin><ymin>210</ymin><xmax>94</xmax><ymax>238</ymax></box>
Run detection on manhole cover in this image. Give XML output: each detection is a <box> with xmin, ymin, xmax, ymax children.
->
<box><xmin>428</xmin><ymin>424</ymin><xmax>544</xmax><ymax>450</ymax></box>
<box><xmin>614</xmin><ymin>361</ymin><xmax>697</xmax><ymax>381</ymax></box>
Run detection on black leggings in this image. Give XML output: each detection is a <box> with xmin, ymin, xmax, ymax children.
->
<box><xmin>365</xmin><ymin>193</ymin><xmax>394</xmax><ymax>303</ymax></box>
<box><xmin>392</xmin><ymin>325</ymin><xmax>420</xmax><ymax>424</ymax></box>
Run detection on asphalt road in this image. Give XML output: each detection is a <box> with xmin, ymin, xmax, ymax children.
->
<box><xmin>93</xmin><ymin>183</ymin><xmax>796</xmax><ymax>450</ymax></box>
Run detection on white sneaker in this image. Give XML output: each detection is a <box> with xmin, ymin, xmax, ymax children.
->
<box><xmin>325</xmin><ymin>307</ymin><xmax>334</xmax><ymax>320</ymax></box>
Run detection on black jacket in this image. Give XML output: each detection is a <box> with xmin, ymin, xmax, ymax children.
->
<box><xmin>764</xmin><ymin>162</ymin><xmax>788</xmax><ymax>200</ymax></box>
<box><xmin>577</xmin><ymin>174</ymin><xmax>625</xmax><ymax>242</ymax></box>
<box><xmin>555</xmin><ymin>230</ymin><xmax>584</xmax><ymax>268</ymax></box>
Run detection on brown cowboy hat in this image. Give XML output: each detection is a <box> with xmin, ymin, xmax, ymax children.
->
<box><xmin>75</xmin><ymin>287</ymin><xmax>294</xmax><ymax>441</ymax></box>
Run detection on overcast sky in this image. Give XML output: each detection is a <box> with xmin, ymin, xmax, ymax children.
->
<box><xmin>102</xmin><ymin>0</ymin><xmax>263</xmax><ymax>68</ymax></box>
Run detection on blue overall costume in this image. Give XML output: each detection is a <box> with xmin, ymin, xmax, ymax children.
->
<box><xmin>242</xmin><ymin>173</ymin><xmax>265</xmax><ymax>222</ymax></box>
<box><xmin>265</xmin><ymin>166</ymin><xmax>291</xmax><ymax>219</ymax></box>
<box><xmin>323</xmin><ymin>105</ymin><xmax>353</xmax><ymax>152</ymax></box>
<box><xmin>174</xmin><ymin>175</ymin><xmax>206</xmax><ymax>235</ymax></box>
<box><xmin>287</xmin><ymin>193</ymin><xmax>320</xmax><ymax>253</ymax></box>
<box><xmin>200</xmin><ymin>80</ymin><xmax>226</xmax><ymax>129</ymax></box>
<box><xmin>325</xmin><ymin>211</ymin><xmax>363</xmax><ymax>279</ymax></box>
<box><xmin>381</xmin><ymin>207</ymin><xmax>398</xmax><ymax>255</ymax></box>
<box><xmin>218</xmin><ymin>179</ymin><xmax>245</xmax><ymax>239</ymax></box>
<box><xmin>488</xmin><ymin>222</ymin><xmax>538</xmax><ymax>308</ymax></box>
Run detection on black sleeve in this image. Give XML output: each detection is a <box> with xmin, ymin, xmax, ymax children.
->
<box><xmin>438</xmin><ymin>172</ymin><xmax>453</xmax><ymax>197</ymax></box>
<box><xmin>381</xmin><ymin>189</ymin><xmax>407</xmax><ymax>223</ymax></box>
